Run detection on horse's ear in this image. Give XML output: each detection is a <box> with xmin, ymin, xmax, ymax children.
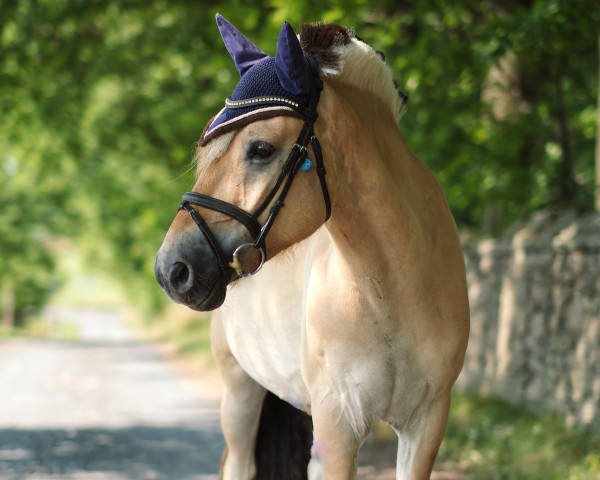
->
<box><xmin>216</xmin><ymin>14</ymin><xmax>269</xmax><ymax>77</ymax></box>
<box><xmin>275</xmin><ymin>22</ymin><xmax>310</xmax><ymax>96</ymax></box>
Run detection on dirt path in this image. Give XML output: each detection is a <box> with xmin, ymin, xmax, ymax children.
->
<box><xmin>0</xmin><ymin>307</ymin><xmax>223</xmax><ymax>480</ymax></box>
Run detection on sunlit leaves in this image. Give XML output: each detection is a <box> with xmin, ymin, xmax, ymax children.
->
<box><xmin>0</xmin><ymin>0</ymin><xmax>598</xmax><ymax>320</ymax></box>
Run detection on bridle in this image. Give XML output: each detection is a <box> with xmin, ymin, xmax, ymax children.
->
<box><xmin>178</xmin><ymin>60</ymin><xmax>331</xmax><ymax>278</ymax></box>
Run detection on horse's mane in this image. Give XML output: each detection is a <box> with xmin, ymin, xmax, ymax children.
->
<box><xmin>299</xmin><ymin>23</ymin><xmax>407</xmax><ymax>124</ymax></box>
<box><xmin>195</xmin><ymin>23</ymin><xmax>405</xmax><ymax>174</ymax></box>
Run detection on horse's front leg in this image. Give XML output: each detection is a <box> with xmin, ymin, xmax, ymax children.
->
<box><xmin>394</xmin><ymin>391</ymin><xmax>452</xmax><ymax>480</ymax></box>
<box><xmin>308</xmin><ymin>388</ymin><xmax>370</xmax><ymax>480</ymax></box>
<box><xmin>211</xmin><ymin>314</ymin><xmax>266</xmax><ymax>480</ymax></box>
<box><xmin>219</xmin><ymin>375</ymin><xmax>265</xmax><ymax>480</ymax></box>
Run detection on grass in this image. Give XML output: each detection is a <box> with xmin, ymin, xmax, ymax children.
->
<box><xmin>439</xmin><ymin>393</ymin><xmax>600</xmax><ymax>480</ymax></box>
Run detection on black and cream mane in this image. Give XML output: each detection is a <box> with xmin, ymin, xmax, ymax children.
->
<box><xmin>299</xmin><ymin>23</ymin><xmax>407</xmax><ymax>122</ymax></box>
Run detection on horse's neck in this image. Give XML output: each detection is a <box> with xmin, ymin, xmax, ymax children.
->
<box><xmin>318</xmin><ymin>80</ymin><xmax>461</xmax><ymax>291</ymax></box>
<box><xmin>319</xmin><ymin>83</ymin><xmax>416</xmax><ymax>267</ymax></box>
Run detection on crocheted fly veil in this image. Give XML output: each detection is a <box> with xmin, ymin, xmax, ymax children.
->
<box><xmin>199</xmin><ymin>14</ymin><xmax>323</xmax><ymax>146</ymax></box>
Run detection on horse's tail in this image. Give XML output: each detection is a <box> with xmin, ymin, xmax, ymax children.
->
<box><xmin>255</xmin><ymin>390</ymin><xmax>313</xmax><ymax>480</ymax></box>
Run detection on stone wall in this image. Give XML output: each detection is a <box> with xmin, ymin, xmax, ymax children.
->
<box><xmin>457</xmin><ymin>210</ymin><xmax>600</xmax><ymax>428</ymax></box>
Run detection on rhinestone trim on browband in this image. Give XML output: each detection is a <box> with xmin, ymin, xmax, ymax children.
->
<box><xmin>225</xmin><ymin>96</ymin><xmax>301</xmax><ymax>108</ymax></box>
<box><xmin>204</xmin><ymin>105</ymin><xmax>297</xmax><ymax>139</ymax></box>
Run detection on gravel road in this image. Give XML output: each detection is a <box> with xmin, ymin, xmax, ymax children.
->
<box><xmin>0</xmin><ymin>307</ymin><xmax>223</xmax><ymax>480</ymax></box>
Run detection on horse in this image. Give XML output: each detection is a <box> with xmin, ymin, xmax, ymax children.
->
<box><xmin>155</xmin><ymin>15</ymin><xmax>469</xmax><ymax>480</ymax></box>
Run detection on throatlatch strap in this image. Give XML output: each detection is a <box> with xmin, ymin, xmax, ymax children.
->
<box><xmin>310</xmin><ymin>135</ymin><xmax>331</xmax><ymax>221</ymax></box>
<box><xmin>252</xmin><ymin>144</ymin><xmax>310</xmax><ymax>249</ymax></box>
<box><xmin>252</xmin><ymin>141</ymin><xmax>308</xmax><ymax>219</ymax></box>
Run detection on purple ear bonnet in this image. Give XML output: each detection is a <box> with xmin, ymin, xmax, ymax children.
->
<box><xmin>199</xmin><ymin>15</ymin><xmax>323</xmax><ymax>146</ymax></box>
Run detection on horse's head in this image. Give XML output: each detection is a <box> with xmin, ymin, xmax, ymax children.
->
<box><xmin>155</xmin><ymin>16</ymin><xmax>330</xmax><ymax>311</ymax></box>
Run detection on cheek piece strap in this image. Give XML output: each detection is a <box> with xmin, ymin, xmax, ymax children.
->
<box><xmin>178</xmin><ymin>60</ymin><xmax>331</xmax><ymax>277</ymax></box>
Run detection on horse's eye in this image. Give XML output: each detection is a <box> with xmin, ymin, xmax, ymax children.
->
<box><xmin>249</xmin><ymin>141</ymin><xmax>275</xmax><ymax>161</ymax></box>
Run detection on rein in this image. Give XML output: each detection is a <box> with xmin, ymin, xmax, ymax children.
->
<box><xmin>178</xmin><ymin>61</ymin><xmax>331</xmax><ymax>277</ymax></box>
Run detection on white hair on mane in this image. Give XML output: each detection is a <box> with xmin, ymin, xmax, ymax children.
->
<box><xmin>326</xmin><ymin>38</ymin><xmax>406</xmax><ymax>124</ymax></box>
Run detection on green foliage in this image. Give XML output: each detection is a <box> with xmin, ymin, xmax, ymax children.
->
<box><xmin>0</xmin><ymin>140</ymin><xmax>66</xmax><ymax>325</ymax></box>
<box><xmin>1</xmin><ymin>0</ymin><xmax>598</xmax><ymax>321</ymax></box>
<box><xmin>441</xmin><ymin>393</ymin><xmax>600</xmax><ymax>479</ymax></box>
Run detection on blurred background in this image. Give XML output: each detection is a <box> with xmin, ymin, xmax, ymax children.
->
<box><xmin>1</xmin><ymin>0</ymin><xmax>598</xmax><ymax>323</ymax></box>
<box><xmin>1</xmin><ymin>0</ymin><xmax>599</xmax><ymax>478</ymax></box>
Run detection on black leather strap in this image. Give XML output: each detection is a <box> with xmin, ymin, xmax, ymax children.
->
<box><xmin>252</xmin><ymin>141</ymin><xmax>308</xmax><ymax>219</ymax></box>
<box><xmin>310</xmin><ymin>136</ymin><xmax>331</xmax><ymax>221</ymax></box>
<box><xmin>180</xmin><ymin>192</ymin><xmax>262</xmax><ymax>240</ymax></box>
<box><xmin>252</xmin><ymin>145</ymin><xmax>310</xmax><ymax>249</ymax></box>
<box><xmin>179</xmin><ymin>202</ymin><xmax>230</xmax><ymax>273</ymax></box>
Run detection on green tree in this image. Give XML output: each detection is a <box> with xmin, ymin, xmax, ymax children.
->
<box><xmin>349</xmin><ymin>0</ymin><xmax>599</xmax><ymax>229</ymax></box>
<box><xmin>1</xmin><ymin>0</ymin><xmax>598</xmax><ymax>323</ymax></box>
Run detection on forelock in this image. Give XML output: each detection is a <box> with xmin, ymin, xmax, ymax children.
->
<box><xmin>194</xmin><ymin>131</ymin><xmax>237</xmax><ymax>178</ymax></box>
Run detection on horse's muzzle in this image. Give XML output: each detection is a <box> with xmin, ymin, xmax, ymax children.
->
<box><xmin>154</xmin><ymin>230</ymin><xmax>235</xmax><ymax>311</ymax></box>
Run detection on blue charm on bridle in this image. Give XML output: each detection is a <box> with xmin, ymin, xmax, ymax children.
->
<box><xmin>180</xmin><ymin>15</ymin><xmax>331</xmax><ymax>277</ymax></box>
<box><xmin>300</xmin><ymin>158</ymin><xmax>313</xmax><ymax>171</ymax></box>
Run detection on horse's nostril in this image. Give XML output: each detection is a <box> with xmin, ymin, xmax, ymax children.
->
<box><xmin>170</xmin><ymin>262</ymin><xmax>192</xmax><ymax>293</ymax></box>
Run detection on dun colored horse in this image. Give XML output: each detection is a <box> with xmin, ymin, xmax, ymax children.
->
<box><xmin>155</xmin><ymin>15</ymin><xmax>469</xmax><ymax>480</ymax></box>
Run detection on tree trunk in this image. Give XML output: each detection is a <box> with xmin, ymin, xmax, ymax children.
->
<box><xmin>2</xmin><ymin>282</ymin><xmax>15</xmax><ymax>330</ymax></box>
<box><xmin>554</xmin><ymin>75</ymin><xmax>576</xmax><ymax>206</ymax></box>
<box><xmin>595</xmin><ymin>34</ymin><xmax>600</xmax><ymax>211</ymax></box>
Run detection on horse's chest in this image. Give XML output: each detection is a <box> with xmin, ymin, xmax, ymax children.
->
<box><xmin>219</xmin><ymin>280</ymin><xmax>311</xmax><ymax>410</ymax></box>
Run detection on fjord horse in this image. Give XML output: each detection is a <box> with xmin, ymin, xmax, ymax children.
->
<box><xmin>155</xmin><ymin>19</ymin><xmax>469</xmax><ymax>480</ymax></box>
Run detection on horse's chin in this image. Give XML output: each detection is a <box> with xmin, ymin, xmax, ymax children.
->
<box><xmin>186</xmin><ymin>276</ymin><xmax>230</xmax><ymax>312</ymax></box>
